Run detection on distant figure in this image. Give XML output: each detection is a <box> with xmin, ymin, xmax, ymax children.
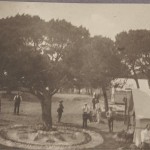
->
<box><xmin>14</xmin><ymin>92</ymin><xmax>22</xmax><ymax>115</ymax></box>
<box><xmin>96</xmin><ymin>104</ymin><xmax>102</xmax><ymax>124</ymax></box>
<box><xmin>57</xmin><ymin>100</ymin><xmax>64</xmax><ymax>123</ymax></box>
<box><xmin>93</xmin><ymin>92</ymin><xmax>96</xmax><ymax>98</ymax></box>
<box><xmin>123</xmin><ymin>97</ymin><xmax>127</xmax><ymax>124</ymax></box>
<box><xmin>92</xmin><ymin>98</ymin><xmax>96</xmax><ymax>109</ymax></box>
<box><xmin>106</xmin><ymin>107</ymin><xmax>114</xmax><ymax>132</ymax></box>
<box><xmin>91</xmin><ymin>108</ymin><xmax>97</xmax><ymax>122</ymax></box>
<box><xmin>82</xmin><ymin>103</ymin><xmax>90</xmax><ymax>128</ymax></box>
<box><xmin>141</xmin><ymin>124</ymin><xmax>150</xmax><ymax>149</ymax></box>
<box><xmin>95</xmin><ymin>99</ymin><xmax>99</xmax><ymax>108</ymax></box>
<box><xmin>125</xmin><ymin>124</ymin><xmax>134</xmax><ymax>143</ymax></box>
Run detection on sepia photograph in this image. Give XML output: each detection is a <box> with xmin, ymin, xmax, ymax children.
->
<box><xmin>0</xmin><ymin>1</ymin><xmax>150</xmax><ymax>150</ymax></box>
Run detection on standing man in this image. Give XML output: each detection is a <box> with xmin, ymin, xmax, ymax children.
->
<box><xmin>82</xmin><ymin>103</ymin><xmax>90</xmax><ymax>128</ymax></box>
<box><xmin>96</xmin><ymin>103</ymin><xmax>102</xmax><ymax>124</ymax></box>
<box><xmin>106</xmin><ymin>107</ymin><xmax>114</xmax><ymax>132</ymax></box>
<box><xmin>92</xmin><ymin>97</ymin><xmax>96</xmax><ymax>109</ymax></box>
<box><xmin>14</xmin><ymin>92</ymin><xmax>22</xmax><ymax>115</ymax></box>
<box><xmin>57</xmin><ymin>100</ymin><xmax>64</xmax><ymax>123</ymax></box>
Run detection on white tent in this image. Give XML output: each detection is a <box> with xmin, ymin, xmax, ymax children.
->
<box><xmin>132</xmin><ymin>89</ymin><xmax>150</xmax><ymax>147</ymax></box>
<box><xmin>112</xmin><ymin>78</ymin><xmax>149</xmax><ymax>90</ymax></box>
<box><xmin>111</xmin><ymin>78</ymin><xmax>149</xmax><ymax>104</ymax></box>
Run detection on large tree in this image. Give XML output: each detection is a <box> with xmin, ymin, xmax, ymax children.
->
<box><xmin>0</xmin><ymin>14</ymin><xmax>89</xmax><ymax>130</ymax></box>
<box><xmin>115</xmin><ymin>29</ymin><xmax>150</xmax><ymax>88</ymax></box>
<box><xmin>82</xmin><ymin>36</ymin><xmax>125</xmax><ymax>111</ymax></box>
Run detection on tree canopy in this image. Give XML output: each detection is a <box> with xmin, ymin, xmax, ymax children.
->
<box><xmin>115</xmin><ymin>29</ymin><xmax>150</xmax><ymax>88</ymax></box>
<box><xmin>0</xmin><ymin>14</ymin><xmax>90</xmax><ymax>129</ymax></box>
<box><xmin>2</xmin><ymin>14</ymin><xmax>150</xmax><ymax>129</ymax></box>
<box><xmin>81</xmin><ymin>36</ymin><xmax>126</xmax><ymax>111</ymax></box>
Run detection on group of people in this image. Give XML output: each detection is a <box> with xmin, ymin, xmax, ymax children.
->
<box><xmin>82</xmin><ymin>95</ymin><xmax>114</xmax><ymax>132</ymax></box>
<box><xmin>82</xmin><ymin>97</ymin><xmax>102</xmax><ymax>128</ymax></box>
<box><xmin>12</xmin><ymin>92</ymin><xmax>150</xmax><ymax>149</ymax></box>
<box><xmin>14</xmin><ymin>91</ymin><xmax>114</xmax><ymax>133</ymax></box>
<box><xmin>13</xmin><ymin>91</ymin><xmax>115</xmax><ymax>133</ymax></box>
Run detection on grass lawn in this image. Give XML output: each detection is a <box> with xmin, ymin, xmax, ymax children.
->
<box><xmin>0</xmin><ymin>93</ymin><xmax>128</xmax><ymax>150</ymax></box>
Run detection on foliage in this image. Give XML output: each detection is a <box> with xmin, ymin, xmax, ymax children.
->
<box><xmin>115</xmin><ymin>29</ymin><xmax>150</xmax><ymax>88</ymax></box>
<box><xmin>0</xmin><ymin>14</ymin><xmax>89</xmax><ymax>94</ymax></box>
<box><xmin>0</xmin><ymin>14</ymin><xmax>90</xmax><ymax>129</ymax></box>
<box><xmin>82</xmin><ymin>36</ymin><xmax>124</xmax><ymax>88</ymax></box>
<box><xmin>81</xmin><ymin>36</ymin><xmax>125</xmax><ymax>111</ymax></box>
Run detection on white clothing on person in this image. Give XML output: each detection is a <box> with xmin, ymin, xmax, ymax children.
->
<box><xmin>127</xmin><ymin>128</ymin><xmax>134</xmax><ymax>134</ymax></box>
<box><xmin>96</xmin><ymin>109</ymin><xmax>101</xmax><ymax>123</ymax></box>
<box><xmin>14</xmin><ymin>95</ymin><xmax>22</xmax><ymax>101</ymax></box>
<box><xmin>95</xmin><ymin>103</ymin><xmax>101</xmax><ymax>123</ymax></box>
<box><xmin>82</xmin><ymin>104</ymin><xmax>90</xmax><ymax>113</ymax></box>
<box><xmin>93</xmin><ymin>92</ymin><xmax>96</xmax><ymax>98</ymax></box>
<box><xmin>141</xmin><ymin>129</ymin><xmax>150</xmax><ymax>143</ymax></box>
<box><xmin>95</xmin><ymin>102</ymin><xmax>100</xmax><ymax>110</ymax></box>
<box><xmin>106</xmin><ymin>109</ymin><xmax>113</xmax><ymax>118</ymax></box>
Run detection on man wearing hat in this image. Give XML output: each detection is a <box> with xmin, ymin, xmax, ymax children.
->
<box><xmin>13</xmin><ymin>92</ymin><xmax>22</xmax><ymax>115</ymax></box>
<box><xmin>82</xmin><ymin>103</ymin><xmax>90</xmax><ymax>128</ymax></box>
<box><xmin>106</xmin><ymin>107</ymin><xmax>114</xmax><ymax>132</ymax></box>
<box><xmin>57</xmin><ymin>100</ymin><xmax>64</xmax><ymax>123</ymax></box>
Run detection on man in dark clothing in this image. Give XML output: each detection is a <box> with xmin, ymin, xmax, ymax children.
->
<box><xmin>106</xmin><ymin>107</ymin><xmax>114</xmax><ymax>132</ymax></box>
<box><xmin>82</xmin><ymin>103</ymin><xmax>90</xmax><ymax>128</ymax></box>
<box><xmin>123</xmin><ymin>97</ymin><xmax>127</xmax><ymax>124</ymax></box>
<box><xmin>14</xmin><ymin>92</ymin><xmax>22</xmax><ymax>115</ymax></box>
<box><xmin>57</xmin><ymin>101</ymin><xmax>64</xmax><ymax>122</ymax></box>
<box><xmin>92</xmin><ymin>98</ymin><xmax>96</xmax><ymax>109</ymax></box>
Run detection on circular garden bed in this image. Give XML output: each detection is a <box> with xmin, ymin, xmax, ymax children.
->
<box><xmin>0</xmin><ymin>124</ymin><xmax>103</xmax><ymax>150</ymax></box>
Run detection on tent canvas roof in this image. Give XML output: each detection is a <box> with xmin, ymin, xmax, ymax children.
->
<box><xmin>132</xmin><ymin>89</ymin><xmax>150</xmax><ymax>119</ymax></box>
<box><xmin>112</xmin><ymin>78</ymin><xmax>149</xmax><ymax>90</ymax></box>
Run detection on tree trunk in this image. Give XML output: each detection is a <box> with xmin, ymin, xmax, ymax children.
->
<box><xmin>86</xmin><ymin>88</ymin><xmax>91</xmax><ymax>95</ymax></box>
<box><xmin>6</xmin><ymin>88</ymin><xmax>12</xmax><ymax>101</ymax></box>
<box><xmin>7</xmin><ymin>88</ymin><xmax>12</xmax><ymax>94</ymax></box>
<box><xmin>134</xmin><ymin>77</ymin><xmax>140</xmax><ymax>89</ymax></box>
<box><xmin>90</xmin><ymin>88</ymin><xmax>93</xmax><ymax>95</ymax></box>
<box><xmin>40</xmin><ymin>93</ymin><xmax>52</xmax><ymax>130</ymax></box>
<box><xmin>132</xmin><ymin>67</ymin><xmax>140</xmax><ymax>89</ymax></box>
<box><xmin>85</xmin><ymin>88</ymin><xmax>89</xmax><ymax>95</ymax></box>
<box><xmin>147</xmin><ymin>69</ymin><xmax>150</xmax><ymax>89</ymax></box>
<box><xmin>102</xmin><ymin>86</ymin><xmax>108</xmax><ymax>112</ymax></box>
<box><xmin>148</xmin><ymin>79</ymin><xmax>150</xmax><ymax>89</ymax></box>
<box><xmin>71</xmin><ymin>88</ymin><xmax>74</xmax><ymax>94</ymax></box>
<box><xmin>78</xmin><ymin>87</ymin><xmax>81</xmax><ymax>94</ymax></box>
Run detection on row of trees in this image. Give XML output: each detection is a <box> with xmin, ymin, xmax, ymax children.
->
<box><xmin>0</xmin><ymin>14</ymin><xmax>150</xmax><ymax>130</ymax></box>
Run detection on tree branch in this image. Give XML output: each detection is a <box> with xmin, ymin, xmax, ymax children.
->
<box><xmin>50</xmin><ymin>88</ymin><xmax>59</xmax><ymax>96</ymax></box>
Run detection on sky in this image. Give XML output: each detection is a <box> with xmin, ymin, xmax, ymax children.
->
<box><xmin>0</xmin><ymin>2</ymin><xmax>150</xmax><ymax>40</ymax></box>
